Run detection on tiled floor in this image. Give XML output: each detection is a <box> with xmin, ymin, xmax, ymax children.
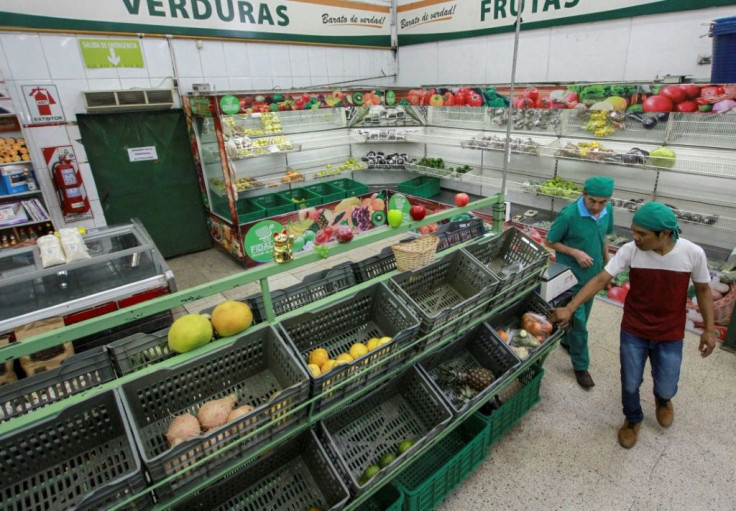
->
<box><xmin>165</xmin><ymin>245</ymin><xmax>736</xmax><ymax>511</ymax></box>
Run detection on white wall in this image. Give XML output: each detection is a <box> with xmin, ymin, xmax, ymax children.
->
<box><xmin>397</xmin><ymin>7</ymin><xmax>733</xmax><ymax>86</ymax></box>
<box><xmin>0</xmin><ymin>33</ymin><xmax>395</xmax><ymax>229</ymax></box>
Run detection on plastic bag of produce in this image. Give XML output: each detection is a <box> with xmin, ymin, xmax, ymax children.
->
<box><xmin>58</xmin><ymin>228</ymin><xmax>91</xmax><ymax>263</ymax></box>
<box><xmin>37</xmin><ymin>234</ymin><xmax>66</xmax><ymax>268</ymax></box>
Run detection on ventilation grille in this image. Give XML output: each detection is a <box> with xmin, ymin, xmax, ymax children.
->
<box><xmin>83</xmin><ymin>89</ymin><xmax>175</xmax><ymax>112</ymax></box>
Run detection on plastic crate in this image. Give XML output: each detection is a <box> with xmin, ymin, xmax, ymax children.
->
<box><xmin>389</xmin><ymin>250</ymin><xmax>499</xmax><ymax>348</ymax></box>
<box><xmin>251</xmin><ymin>192</ymin><xmax>296</xmax><ymax>217</ymax></box>
<box><xmin>397</xmin><ymin>176</ymin><xmax>440</xmax><ymax>199</ymax></box>
<box><xmin>419</xmin><ymin>322</ymin><xmax>521</xmax><ymax>416</ymax></box>
<box><xmin>303</xmin><ymin>181</ymin><xmax>346</xmax><ymax>204</ymax></box>
<box><xmin>0</xmin><ymin>346</ymin><xmax>116</xmax><ymax>423</ymax></box>
<box><xmin>277</xmin><ymin>187</ymin><xmax>322</xmax><ymax>209</ymax></box>
<box><xmin>329</xmin><ymin>178</ymin><xmax>369</xmax><ymax>197</ymax></box>
<box><xmin>487</xmin><ymin>291</ymin><xmax>564</xmax><ymax>361</ymax></box>
<box><xmin>279</xmin><ymin>282</ymin><xmax>420</xmax><ymax>414</ymax></box>
<box><xmin>70</xmin><ymin>310</ymin><xmax>173</xmax><ymax>354</ymax></box>
<box><xmin>464</xmin><ymin>227</ymin><xmax>550</xmax><ymax>296</ymax></box>
<box><xmin>354</xmin><ymin>484</ymin><xmax>404</xmax><ymax>511</ymax></box>
<box><xmin>118</xmin><ymin>325</ymin><xmax>310</xmax><ymax>501</ymax></box>
<box><xmin>393</xmin><ymin>413</ymin><xmax>489</xmax><ymax>511</ymax></box>
<box><xmin>247</xmin><ymin>261</ymin><xmax>356</xmax><ymax>323</ymax></box>
<box><xmin>319</xmin><ymin>367</ymin><xmax>452</xmax><ymax>494</ymax></box>
<box><xmin>351</xmin><ymin>246</ymin><xmax>396</xmax><ymax>283</ymax></box>
<box><xmin>107</xmin><ymin>327</ymin><xmax>173</xmax><ymax>376</ymax></box>
<box><xmin>172</xmin><ymin>430</ymin><xmax>350</xmax><ymax>511</ymax></box>
<box><xmin>478</xmin><ymin>367</ymin><xmax>544</xmax><ymax>447</ymax></box>
<box><xmin>0</xmin><ymin>389</ymin><xmax>152</xmax><ymax>511</ymax></box>
<box><xmin>435</xmin><ymin>216</ymin><xmax>486</xmax><ymax>252</ymax></box>
<box><xmin>236</xmin><ymin>197</ymin><xmax>266</xmax><ymax>224</ymax></box>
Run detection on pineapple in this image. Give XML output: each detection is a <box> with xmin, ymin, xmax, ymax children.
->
<box><xmin>436</xmin><ymin>365</ymin><xmax>495</xmax><ymax>392</ymax></box>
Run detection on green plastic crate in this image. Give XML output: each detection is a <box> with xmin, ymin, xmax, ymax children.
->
<box><xmin>478</xmin><ymin>367</ymin><xmax>544</xmax><ymax>447</ymax></box>
<box><xmin>329</xmin><ymin>178</ymin><xmax>369</xmax><ymax>197</ymax></box>
<box><xmin>236</xmin><ymin>197</ymin><xmax>266</xmax><ymax>224</ymax></box>
<box><xmin>353</xmin><ymin>484</ymin><xmax>404</xmax><ymax>511</ymax></box>
<box><xmin>303</xmin><ymin>181</ymin><xmax>346</xmax><ymax>204</ymax></box>
<box><xmin>397</xmin><ymin>176</ymin><xmax>440</xmax><ymax>199</ymax></box>
<box><xmin>251</xmin><ymin>192</ymin><xmax>296</xmax><ymax>217</ymax></box>
<box><xmin>394</xmin><ymin>413</ymin><xmax>489</xmax><ymax>511</ymax></box>
<box><xmin>277</xmin><ymin>187</ymin><xmax>322</xmax><ymax>209</ymax></box>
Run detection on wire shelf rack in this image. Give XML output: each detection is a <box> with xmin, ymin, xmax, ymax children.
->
<box><xmin>427</xmin><ymin>107</ymin><xmax>487</xmax><ymax>130</ymax></box>
<box><xmin>486</xmin><ymin>108</ymin><xmax>563</xmax><ymax>136</ymax></box>
<box><xmin>666</xmin><ymin>113</ymin><xmax>736</xmax><ymax>150</ymax></box>
<box><xmin>561</xmin><ymin>110</ymin><xmax>668</xmax><ymax>144</ymax></box>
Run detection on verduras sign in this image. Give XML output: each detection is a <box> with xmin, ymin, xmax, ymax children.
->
<box><xmin>397</xmin><ymin>0</ymin><xmax>736</xmax><ymax>45</ymax></box>
<box><xmin>0</xmin><ymin>0</ymin><xmax>391</xmax><ymax>48</ymax></box>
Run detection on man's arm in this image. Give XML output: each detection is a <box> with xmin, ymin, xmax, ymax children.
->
<box><xmin>549</xmin><ymin>269</ymin><xmax>613</xmax><ymax>324</ymax></box>
<box><xmin>693</xmin><ymin>282</ymin><xmax>716</xmax><ymax>357</ymax></box>
<box><xmin>545</xmin><ymin>240</ymin><xmax>594</xmax><ymax>268</ymax></box>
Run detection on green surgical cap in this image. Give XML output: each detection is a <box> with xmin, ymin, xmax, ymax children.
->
<box><xmin>583</xmin><ymin>176</ymin><xmax>614</xmax><ymax>198</ymax></box>
<box><xmin>632</xmin><ymin>201</ymin><xmax>681</xmax><ymax>240</ymax></box>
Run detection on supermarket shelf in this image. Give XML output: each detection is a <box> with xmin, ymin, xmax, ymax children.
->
<box><xmin>666</xmin><ymin>112</ymin><xmax>736</xmax><ymax>150</ymax></box>
<box><xmin>486</xmin><ymin>107</ymin><xmax>563</xmax><ymax>136</ymax></box>
<box><xmin>0</xmin><ymin>160</ymin><xmax>31</xmax><ymax>167</ymax></box>
<box><xmin>227</xmin><ymin>142</ymin><xmax>302</xmax><ymax>160</ymax></box>
<box><xmin>404</xmin><ymin>132</ymin><xmax>467</xmax><ymax>147</ymax></box>
<box><xmin>0</xmin><ymin>190</ymin><xmax>42</xmax><ymax>200</ymax></box>
<box><xmin>427</xmin><ymin>106</ymin><xmax>487</xmax><ymax>130</ymax></box>
<box><xmin>561</xmin><ymin>110</ymin><xmax>668</xmax><ymax>144</ymax></box>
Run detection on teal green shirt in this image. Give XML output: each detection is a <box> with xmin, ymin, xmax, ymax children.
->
<box><xmin>546</xmin><ymin>198</ymin><xmax>615</xmax><ymax>285</ymax></box>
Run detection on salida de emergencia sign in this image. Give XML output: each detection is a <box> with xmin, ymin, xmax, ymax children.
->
<box><xmin>79</xmin><ymin>39</ymin><xmax>144</xmax><ymax>68</ymax></box>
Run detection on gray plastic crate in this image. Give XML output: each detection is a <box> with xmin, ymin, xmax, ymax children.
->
<box><xmin>0</xmin><ymin>346</ymin><xmax>116</xmax><ymax>423</ymax></box>
<box><xmin>464</xmin><ymin>227</ymin><xmax>550</xmax><ymax>299</ymax></box>
<box><xmin>107</xmin><ymin>327</ymin><xmax>173</xmax><ymax>376</ymax></box>
<box><xmin>247</xmin><ymin>262</ymin><xmax>356</xmax><ymax>323</ymax></box>
<box><xmin>418</xmin><ymin>322</ymin><xmax>520</xmax><ymax>416</ymax></box>
<box><xmin>0</xmin><ymin>389</ymin><xmax>151</xmax><ymax>511</ymax></box>
<box><xmin>118</xmin><ymin>325</ymin><xmax>310</xmax><ymax>501</ymax></box>
<box><xmin>319</xmin><ymin>366</ymin><xmax>452</xmax><ymax>494</ymax></box>
<box><xmin>279</xmin><ymin>282</ymin><xmax>420</xmax><ymax>414</ymax></box>
<box><xmin>435</xmin><ymin>216</ymin><xmax>485</xmax><ymax>252</ymax></box>
<box><xmin>173</xmin><ymin>430</ymin><xmax>349</xmax><ymax>511</ymax></box>
<box><xmin>389</xmin><ymin>250</ymin><xmax>499</xmax><ymax>348</ymax></box>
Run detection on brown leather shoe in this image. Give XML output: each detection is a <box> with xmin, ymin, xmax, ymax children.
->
<box><xmin>574</xmin><ymin>370</ymin><xmax>595</xmax><ymax>389</ymax></box>
<box><xmin>656</xmin><ymin>400</ymin><xmax>674</xmax><ymax>428</ymax></box>
<box><xmin>618</xmin><ymin>420</ymin><xmax>641</xmax><ymax>449</ymax></box>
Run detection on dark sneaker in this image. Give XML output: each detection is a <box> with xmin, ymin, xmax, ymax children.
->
<box><xmin>618</xmin><ymin>420</ymin><xmax>641</xmax><ymax>449</ymax></box>
<box><xmin>656</xmin><ymin>400</ymin><xmax>674</xmax><ymax>428</ymax></box>
<box><xmin>574</xmin><ymin>370</ymin><xmax>595</xmax><ymax>389</ymax></box>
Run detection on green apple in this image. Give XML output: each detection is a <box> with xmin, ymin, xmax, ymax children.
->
<box><xmin>387</xmin><ymin>209</ymin><xmax>403</xmax><ymax>228</ymax></box>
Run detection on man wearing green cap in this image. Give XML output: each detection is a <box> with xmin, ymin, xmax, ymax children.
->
<box><xmin>550</xmin><ymin>201</ymin><xmax>715</xmax><ymax>449</ymax></box>
<box><xmin>545</xmin><ymin>176</ymin><xmax>615</xmax><ymax>388</ymax></box>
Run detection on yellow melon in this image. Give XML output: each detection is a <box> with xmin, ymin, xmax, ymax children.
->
<box><xmin>168</xmin><ymin>314</ymin><xmax>213</xmax><ymax>353</ymax></box>
<box><xmin>211</xmin><ymin>300</ymin><xmax>253</xmax><ymax>337</ymax></box>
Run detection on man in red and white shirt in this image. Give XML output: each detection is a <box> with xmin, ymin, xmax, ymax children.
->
<box><xmin>551</xmin><ymin>201</ymin><xmax>716</xmax><ymax>449</ymax></box>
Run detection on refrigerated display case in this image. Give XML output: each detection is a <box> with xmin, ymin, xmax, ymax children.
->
<box><xmin>0</xmin><ymin>219</ymin><xmax>175</xmax><ymax>347</ymax></box>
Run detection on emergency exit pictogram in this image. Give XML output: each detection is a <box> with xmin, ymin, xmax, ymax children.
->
<box><xmin>21</xmin><ymin>85</ymin><xmax>66</xmax><ymax>124</ymax></box>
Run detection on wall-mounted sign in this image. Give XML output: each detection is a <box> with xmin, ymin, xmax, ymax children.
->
<box><xmin>127</xmin><ymin>146</ymin><xmax>158</xmax><ymax>162</ymax></box>
<box><xmin>244</xmin><ymin>219</ymin><xmax>284</xmax><ymax>263</ymax></box>
<box><xmin>79</xmin><ymin>38</ymin><xmax>144</xmax><ymax>68</ymax></box>
<box><xmin>396</xmin><ymin>0</ymin><xmax>736</xmax><ymax>45</ymax></box>
<box><xmin>21</xmin><ymin>85</ymin><xmax>65</xmax><ymax>124</ymax></box>
<box><xmin>0</xmin><ymin>0</ymin><xmax>392</xmax><ymax>48</ymax></box>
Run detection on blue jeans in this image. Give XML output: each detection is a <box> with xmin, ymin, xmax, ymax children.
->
<box><xmin>620</xmin><ymin>330</ymin><xmax>683</xmax><ymax>424</ymax></box>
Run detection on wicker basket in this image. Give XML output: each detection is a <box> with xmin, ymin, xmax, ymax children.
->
<box><xmin>392</xmin><ymin>235</ymin><xmax>440</xmax><ymax>271</ymax></box>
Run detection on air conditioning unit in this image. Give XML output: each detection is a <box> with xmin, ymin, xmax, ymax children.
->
<box><xmin>83</xmin><ymin>89</ymin><xmax>176</xmax><ymax>113</ymax></box>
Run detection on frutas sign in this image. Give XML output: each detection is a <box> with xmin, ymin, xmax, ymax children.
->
<box><xmin>0</xmin><ymin>0</ymin><xmax>391</xmax><ymax>48</ymax></box>
<box><xmin>397</xmin><ymin>0</ymin><xmax>736</xmax><ymax>45</ymax></box>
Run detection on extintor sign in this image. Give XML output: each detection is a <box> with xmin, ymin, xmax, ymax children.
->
<box><xmin>21</xmin><ymin>85</ymin><xmax>66</xmax><ymax>124</ymax></box>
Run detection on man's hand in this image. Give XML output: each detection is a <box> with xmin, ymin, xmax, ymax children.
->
<box><xmin>698</xmin><ymin>330</ymin><xmax>716</xmax><ymax>358</ymax></box>
<box><xmin>573</xmin><ymin>249</ymin><xmax>594</xmax><ymax>268</ymax></box>
<box><xmin>549</xmin><ymin>306</ymin><xmax>573</xmax><ymax>326</ymax></box>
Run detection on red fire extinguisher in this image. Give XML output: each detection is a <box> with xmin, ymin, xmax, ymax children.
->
<box><xmin>28</xmin><ymin>88</ymin><xmax>56</xmax><ymax>116</ymax></box>
<box><xmin>52</xmin><ymin>152</ymin><xmax>91</xmax><ymax>214</ymax></box>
